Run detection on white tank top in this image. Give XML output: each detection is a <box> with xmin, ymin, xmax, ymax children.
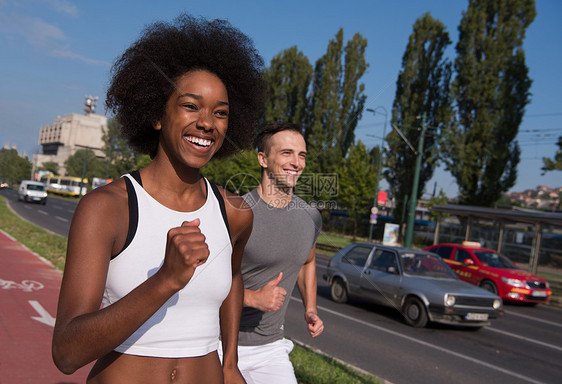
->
<box><xmin>102</xmin><ymin>173</ymin><xmax>232</xmax><ymax>358</ymax></box>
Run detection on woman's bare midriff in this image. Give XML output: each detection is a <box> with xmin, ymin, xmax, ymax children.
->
<box><xmin>87</xmin><ymin>350</ymin><xmax>223</xmax><ymax>384</ymax></box>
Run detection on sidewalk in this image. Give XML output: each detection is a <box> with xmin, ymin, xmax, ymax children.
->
<box><xmin>0</xmin><ymin>229</ymin><xmax>92</xmax><ymax>383</ymax></box>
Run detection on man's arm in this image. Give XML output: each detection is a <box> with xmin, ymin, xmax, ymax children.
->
<box><xmin>296</xmin><ymin>246</ymin><xmax>324</xmax><ymax>338</ymax></box>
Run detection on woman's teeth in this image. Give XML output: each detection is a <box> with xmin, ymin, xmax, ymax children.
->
<box><xmin>186</xmin><ymin>136</ymin><xmax>211</xmax><ymax>147</ymax></box>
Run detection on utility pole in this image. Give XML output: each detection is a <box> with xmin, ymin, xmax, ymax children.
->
<box><xmin>366</xmin><ymin>107</ymin><xmax>388</xmax><ymax>242</ymax></box>
<box><xmin>404</xmin><ymin>113</ymin><xmax>427</xmax><ymax>248</ymax></box>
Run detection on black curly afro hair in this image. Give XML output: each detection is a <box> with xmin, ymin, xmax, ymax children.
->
<box><xmin>105</xmin><ymin>14</ymin><xmax>265</xmax><ymax>159</ymax></box>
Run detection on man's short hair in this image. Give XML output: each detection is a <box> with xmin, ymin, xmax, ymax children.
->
<box><xmin>256</xmin><ymin>121</ymin><xmax>304</xmax><ymax>154</ymax></box>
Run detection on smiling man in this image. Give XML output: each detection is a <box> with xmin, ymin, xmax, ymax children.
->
<box><xmin>235</xmin><ymin>121</ymin><xmax>324</xmax><ymax>384</ymax></box>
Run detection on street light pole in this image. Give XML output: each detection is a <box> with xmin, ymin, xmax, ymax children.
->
<box><xmin>366</xmin><ymin>107</ymin><xmax>388</xmax><ymax>242</ymax></box>
<box><xmin>404</xmin><ymin>112</ymin><xmax>427</xmax><ymax>248</ymax></box>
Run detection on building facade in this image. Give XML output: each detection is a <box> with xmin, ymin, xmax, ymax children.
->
<box><xmin>32</xmin><ymin>113</ymin><xmax>107</xmax><ymax>177</ymax></box>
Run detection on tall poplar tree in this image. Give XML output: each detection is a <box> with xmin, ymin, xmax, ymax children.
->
<box><xmin>385</xmin><ymin>13</ymin><xmax>453</xmax><ymax>224</ymax></box>
<box><xmin>541</xmin><ymin>136</ymin><xmax>562</xmax><ymax>173</ymax></box>
<box><xmin>262</xmin><ymin>46</ymin><xmax>312</xmax><ymax>128</ymax></box>
<box><xmin>306</xmin><ymin>29</ymin><xmax>368</xmax><ymax>175</ymax></box>
<box><xmin>444</xmin><ymin>0</ymin><xmax>536</xmax><ymax>206</ymax></box>
<box><xmin>337</xmin><ymin>140</ymin><xmax>376</xmax><ymax>239</ymax></box>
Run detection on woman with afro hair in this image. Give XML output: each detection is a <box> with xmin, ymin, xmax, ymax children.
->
<box><xmin>52</xmin><ymin>13</ymin><xmax>264</xmax><ymax>384</ymax></box>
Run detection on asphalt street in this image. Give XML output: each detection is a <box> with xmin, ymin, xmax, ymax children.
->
<box><xmin>2</xmin><ymin>188</ymin><xmax>561</xmax><ymax>384</ymax></box>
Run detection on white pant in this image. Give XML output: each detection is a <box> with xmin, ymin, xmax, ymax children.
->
<box><xmin>219</xmin><ymin>338</ymin><xmax>297</xmax><ymax>384</ymax></box>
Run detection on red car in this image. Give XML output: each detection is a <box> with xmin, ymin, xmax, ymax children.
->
<box><xmin>425</xmin><ymin>242</ymin><xmax>551</xmax><ymax>304</ymax></box>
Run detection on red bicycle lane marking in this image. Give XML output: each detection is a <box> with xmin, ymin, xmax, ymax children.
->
<box><xmin>0</xmin><ymin>230</ymin><xmax>93</xmax><ymax>383</ymax></box>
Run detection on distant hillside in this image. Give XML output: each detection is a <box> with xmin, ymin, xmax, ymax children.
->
<box><xmin>504</xmin><ymin>185</ymin><xmax>561</xmax><ymax>211</ymax></box>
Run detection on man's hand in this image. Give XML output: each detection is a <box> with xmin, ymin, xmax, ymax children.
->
<box><xmin>305</xmin><ymin>311</ymin><xmax>324</xmax><ymax>338</ymax></box>
<box><xmin>247</xmin><ymin>272</ymin><xmax>287</xmax><ymax>312</ymax></box>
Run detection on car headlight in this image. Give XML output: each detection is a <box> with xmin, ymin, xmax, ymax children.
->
<box><xmin>545</xmin><ymin>281</ymin><xmax>550</xmax><ymax>289</ymax></box>
<box><xmin>445</xmin><ymin>294</ymin><xmax>456</xmax><ymax>306</ymax></box>
<box><xmin>493</xmin><ymin>299</ymin><xmax>502</xmax><ymax>309</ymax></box>
<box><xmin>501</xmin><ymin>277</ymin><xmax>525</xmax><ymax>288</ymax></box>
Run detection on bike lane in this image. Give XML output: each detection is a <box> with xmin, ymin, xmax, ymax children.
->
<box><xmin>0</xmin><ymin>230</ymin><xmax>92</xmax><ymax>383</ymax></box>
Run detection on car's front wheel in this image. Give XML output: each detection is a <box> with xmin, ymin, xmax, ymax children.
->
<box><xmin>480</xmin><ymin>280</ymin><xmax>498</xmax><ymax>295</ymax></box>
<box><xmin>403</xmin><ymin>297</ymin><xmax>428</xmax><ymax>328</ymax></box>
<box><xmin>330</xmin><ymin>278</ymin><xmax>348</xmax><ymax>304</ymax></box>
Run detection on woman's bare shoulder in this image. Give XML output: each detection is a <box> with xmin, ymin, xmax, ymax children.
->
<box><xmin>69</xmin><ymin>178</ymin><xmax>129</xmax><ymax>240</ymax></box>
<box><xmin>217</xmin><ymin>186</ymin><xmax>253</xmax><ymax>238</ymax></box>
<box><xmin>77</xmin><ymin>178</ymin><xmax>128</xmax><ymax>212</ymax></box>
<box><xmin>218</xmin><ymin>187</ymin><xmax>251</xmax><ymax>214</ymax></box>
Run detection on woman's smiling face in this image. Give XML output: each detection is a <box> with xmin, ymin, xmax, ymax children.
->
<box><xmin>155</xmin><ymin>69</ymin><xmax>229</xmax><ymax>169</ymax></box>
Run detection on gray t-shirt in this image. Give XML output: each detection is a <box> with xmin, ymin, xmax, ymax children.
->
<box><xmin>238</xmin><ymin>189</ymin><xmax>322</xmax><ymax>346</ymax></box>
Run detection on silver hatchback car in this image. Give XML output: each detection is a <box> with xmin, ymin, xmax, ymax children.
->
<box><xmin>324</xmin><ymin>244</ymin><xmax>503</xmax><ymax>328</ymax></box>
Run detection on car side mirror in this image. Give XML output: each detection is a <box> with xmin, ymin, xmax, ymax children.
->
<box><xmin>463</xmin><ymin>258</ymin><xmax>474</xmax><ymax>265</ymax></box>
<box><xmin>387</xmin><ymin>266</ymin><xmax>398</xmax><ymax>274</ymax></box>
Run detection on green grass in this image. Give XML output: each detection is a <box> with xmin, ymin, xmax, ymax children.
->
<box><xmin>537</xmin><ymin>271</ymin><xmax>562</xmax><ymax>282</ymax></box>
<box><xmin>0</xmin><ymin>196</ymin><xmax>67</xmax><ymax>269</ymax></box>
<box><xmin>317</xmin><ymin>232</ymin><xmax>354</xmax><ymax>249</ymax></box>
<box><xmin>290</xmin><ymin>343</ymin><xmax>381</xmax><ymax>384</ymax></box>
<box><xmin>0</xmin><ymin>195</ymin><xmax>383</xmax><ymax>383</ymax></box>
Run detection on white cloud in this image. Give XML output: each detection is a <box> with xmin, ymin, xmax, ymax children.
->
<box><xmin>52</xmin><ymin>47</ymin><xmax>111</xmax><ymax>67</ymax></box>
<box><xmin>0</xmin><ymin>13</ymin><xmax>65</xmax><ymax>48</ymax></box>
<box><xmin>0</xmin><ymin>11</ymin><xmax>109</xmax><ymax>66</ymax></box>
<box><xmin>41</xmin><ymin>0</ymin><xmax>78</xmax><ymax>16</ymax></box>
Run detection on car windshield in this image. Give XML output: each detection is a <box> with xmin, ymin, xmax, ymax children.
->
<box><xmin>27</xmin><ymin>184</ymin><xmax>45</xmax><ymax>191</ymax></box>
<box><xmin>473</xmin><ymin>250</ymin><xmax>517</xmax><ymax>269</ymax></box>
<box><xmin>400</xmin><ymin>252</ymin><xmax>457</xmax><ymax>278</ymax></box>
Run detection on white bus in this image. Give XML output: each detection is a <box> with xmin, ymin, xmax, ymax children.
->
<box><xmin>39</xmin><ymin>174</ymin><xmax>88</xmax><ymax>197</ymax></box>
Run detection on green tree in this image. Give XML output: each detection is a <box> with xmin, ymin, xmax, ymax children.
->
<box><xmin>306</xmin><ymin>29</ymin><xmax>368</xmax><ymax>176</ymax></box>
<box><xmin>64</xmin><ymin>149</ymin><xmax>106</xmax><ymax>184</ymax></box>
<box><xmin>103</xmin><ymin>117</ymin><xmax>141</xmax><ymax>179</ymax></box>
<box><xmin>541</xmin><ymin>136</ymin><xmax>562</xmax><ymax>174</ymax></box>
<box><xmin>136</xmin><ymin>154</ymin><xmax>152</xmax><ymax>170</ymax></box>
<box><xmin>202</xmin><ymin>149</ymin><xmax>261</xmax><ymax>195</ymax></box>
<box><xmin>385</xmin><ymin>13</ymin><xmax>453</xmax><ymax>225</ymax></box>
<box><xmin>0</xmin><ymin>148</ymin><xmax>32</xmax><ymax>186</ymax></box>
<box><xmin>444</xmin><ymin>0</ymin><xmax>536</xmax><ymax>206</ymax></box>
<box><xmin>263</xmin><ymin>47</ymin><xmax>312</xmax><ymax>127</ymax></box>
<box><xmin>39</xmin><ymin>161</ymin><xmax>59</xmax><ymax>176</ymax></box>
<box><xmin>426</xmin><ymin>189</ymin><xmax>450</xmax><ymax>223</ymax></box>
<box><xmin>336</xmin><ymin>141</ymin><xmax>376</xmax><ymax>239</ymax></box>
<box><xmin>426</xmin><ymin>188</ymin><xmax>450</xmax><ymax>244</ymax></box>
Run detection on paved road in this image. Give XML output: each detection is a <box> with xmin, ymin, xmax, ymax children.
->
<box><xmin>2</xmin><ymin>189</ymin><xmax>74</xmax><ymax>238</ymax></box>
<box><xmin>285</xmin><ymin>256</ymin><xmax>562</xmax><ymax>384</ymax></box>
<box><xmin>0</xmin><ymin>229</ymin><xmax>93</xmax><ymax>383</ymax></box>
<box><xmin>3</xmin><ymin>189</ymin><xmax>562</xmax><ymax>383</ymax></box>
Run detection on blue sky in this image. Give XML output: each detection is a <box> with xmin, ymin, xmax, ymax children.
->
<box><xmin>0</xmin><ymin>0</ymin><xmax>560</xmax><ymax>197</ymax></box>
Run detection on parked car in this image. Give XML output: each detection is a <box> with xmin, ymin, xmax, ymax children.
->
<box><xmin>425</xmin><ymin>242</ymin><xmax>551</xmax><ymax>304</ymax></box>
<box><xmin>17</xmin><ymin>180</ymin><xmax>47</xmax><ymax>204</ymax></box>
<box><xmin>324</xmin><ymin>244</ymin><xmax>503</xmax><ymax>328</ymax></box>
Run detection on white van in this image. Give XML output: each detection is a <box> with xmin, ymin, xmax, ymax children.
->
<box><xmin>18</xmin><ymin>180</ymin><xmax>48</xmax><ymax>204</ymax></box>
